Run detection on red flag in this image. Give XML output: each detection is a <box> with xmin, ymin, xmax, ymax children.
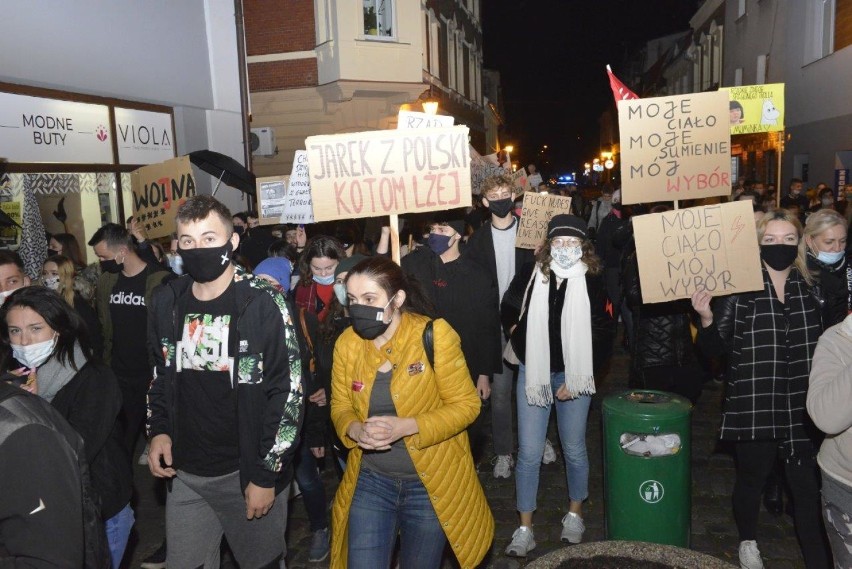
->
<box><xmin>606</xmin><ymin>65</ymin><xmax>639</xmax><ymax>102</ymax></box>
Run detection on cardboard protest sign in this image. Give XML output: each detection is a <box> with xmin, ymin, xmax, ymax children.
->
<box><xmin>633</xmin><ymin>200</ymin><xmax>763</xmax><ymax>304</ymax></box>
<box><xmin>130</xmin><ymin>155</ymin><xmax>196</xmax><ymax>239</ymax></box>
<box><xmin>396</xmin><ymin>110</ymin><xmax>454</xmax><ymax>129</ymax></box>
<box><xmin>719</xmin><ymin>83</ymin><xmax>785</xmax><ymax>135</ymax></box>
<box><xmin>618</xmin><ymin>91</ymin><xmax>731</xmax><ymax>205</ymax></box>
<box><xmin>279</xmin><ymin>150</ymin><xmax>314</xmax><ymax>224</ymax></box>
<box><xmin>515</xmin><ymin>192</ymin><xmax>573</xmax><ymax>249</ymax></box>
<box><xmin>306</xmin><ymin>126</ymin><xmax>471</xmax><ymax>222</ymax></box>
<box><xmin>470</xmin><ymin>145</ymin><xmax>505</xmax><ymax>195</ymax></box>
<box><xmin>256</xmin><ymin>175</ymin><xmax>290</xmax><ymax>226</ymax></box>
<box><xmin>512</xmin><ymin>168</ymin><xmax>530</xmax><ymax>193</ymax></box>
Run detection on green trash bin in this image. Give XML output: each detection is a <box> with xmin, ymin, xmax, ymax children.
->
<box><xmin>602</xmin><ymin>390</ymin><xmax>692</xmax><ymax>547</ymax></box>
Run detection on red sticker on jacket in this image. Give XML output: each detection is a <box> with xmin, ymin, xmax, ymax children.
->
<box><xmin>408</xmin><ymin>362</ymin><xmax>425</xmax><ymax>376</ymax></box>
<box><xmin>352</xmin><ymin>381</ymin><xmax>364</xmax><ymax>392</ymax></box>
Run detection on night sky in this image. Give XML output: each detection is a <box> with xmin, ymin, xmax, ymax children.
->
<box><xmin>483</xmin><ymin>0</ymin><xmax>699</xmax><ymax>178</ymax></box>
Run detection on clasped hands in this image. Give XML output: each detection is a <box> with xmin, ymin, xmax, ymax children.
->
<box><xmin>348</xmin><ymin>416</ymin><xmax>416</xmax><ymax>451</ymax></box>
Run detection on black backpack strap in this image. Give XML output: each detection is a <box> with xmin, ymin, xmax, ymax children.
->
<box><xmin>422</xmin><ymin>320</ymin><xmax>434</xmax><ymax>370</ymax></box>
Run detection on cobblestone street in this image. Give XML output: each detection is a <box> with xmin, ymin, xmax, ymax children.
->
<box><xmin>127</xmin><ymin>336</ymin><xmax>807</xmax><ymax>568</ymax></box>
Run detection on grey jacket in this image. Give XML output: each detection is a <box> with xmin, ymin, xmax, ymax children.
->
<box><xmin>808</xmin><ymin>314</ymin><xmax>852</xmax><ymax>486</ymax></box>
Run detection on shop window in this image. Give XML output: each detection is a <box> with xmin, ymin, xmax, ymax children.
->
<box><xmin>0</xmin><ymin>172</ymin><xmax>122</xmax><ymax>263</ymax></box>
<box><xmin>363</xmin><ymin>0</ymin><xmax>394</xmax><ymax>39</ymax></box>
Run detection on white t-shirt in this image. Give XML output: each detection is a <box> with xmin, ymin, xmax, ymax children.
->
<box><xmin>491</xmin><ymin>219</ymin><xmax>517</xmax><ymax>303</ymax></box>
<box><xmin>527</xmin><ymin>173</ymin><xmax>543</xmax><ymax>188</ymax></box>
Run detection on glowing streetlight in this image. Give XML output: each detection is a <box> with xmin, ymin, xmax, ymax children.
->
<box><xmin>422</xmin><ymin>99</ymin><xmax>439</xmax><ymax>115</ymax></box>
<box><xmin>503</xmin><ymin>145</ymin><xmax>514</xmax><ymax>170</ymax></box>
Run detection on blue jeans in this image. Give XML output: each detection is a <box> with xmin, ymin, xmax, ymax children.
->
<box><xmin>294</xmin><ymin>440</ymin><xmax>329</xmax><ymax>532</ymax></box>
<box><xmin>105</xmin><ymin>502</ymin><xmax>134</xmax><ymax>569</ymax></box>
<box><xmin>348</xmin><ymin>468</ymin><xmax>446</xmax><ymax>569</ymax></box>
<box><xmin>516</xmin><ymin>365</ymin><xmax>591</xmax><ymax>512</ymax></box>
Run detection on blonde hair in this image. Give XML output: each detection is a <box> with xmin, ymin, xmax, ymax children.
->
<box><xmin>756</xmin><ymin>208</ymin><xmax>813</xmax><ymax>285</ymax></box>
<box><xmin>804</xmin><ymin>208</ymin><xmax>848</xmax><ymax>253</ymax></box>
<box><xmin>42</xmin><ymin>255</ymin><xmax>76</xmax><ymax>306</ymax></box>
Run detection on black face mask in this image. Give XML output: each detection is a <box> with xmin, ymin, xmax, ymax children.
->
<box><xmin>760</xmin><ymin>244</ymin><xmax>798</xmax><ymax>271</ymax></box>
<box><xmin>99</xmin><ymin>258</ymin><xmax>123</xmax><ymax>274</ymax></box>
<box><xmin>234</xmin><ymin>226</ymin><xmax>245</xmax><ymax>236</ymax></box>
<box><xmin>349</xmin><ymin>296</ymin><xmax>395</xmax><ymax>340</ymax></box>
<box><xmin>487</xmin><ymin>198</ymin><xmax>515</xmax><ymax>218</ymax></box>
<box><xmin>47</xmin><ymin>248</ymin><xmax>60</xmax><ymax>258</ymax></box>
<box><xmin>179</xmin><ymin>241</ymin><xmax>234</xmax><ymax>283</ymax></box>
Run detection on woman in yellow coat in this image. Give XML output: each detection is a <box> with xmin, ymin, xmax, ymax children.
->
<box><xmin>330</xmin><ymin>257</ymin><xmax>494</xmax><ymax>569</ymax></box>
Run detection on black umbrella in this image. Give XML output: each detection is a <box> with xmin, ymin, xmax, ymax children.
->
<box><xmin>187</xmin><ymin>150</ymin><xmax>256</xmax><ymax>195</ymax></box>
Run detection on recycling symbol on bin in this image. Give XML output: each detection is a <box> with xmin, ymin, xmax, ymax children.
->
<box><xmin>639</xmin><ymin>480</ymin><xmax>664</xmax><ymax>504</ymax></box>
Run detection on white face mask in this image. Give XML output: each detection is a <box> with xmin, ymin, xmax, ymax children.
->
<box><xmin>0</xmin><ymin>289</ymin><xmax>14</xmax><ymax>306</ymax></box>
<box><xmin>43</xmin><ymin>276</ymin><xmax>60</xmax><ymax>291</ymax></box>
<box><xmin>12</xmin><ymin>334</ymin><xmax>58</xmax><ymax>369</ymax></box>
<box><xmin>551</xmin><ymin>245</ymin><xmax>583</xmax><ymax>270</ymax></box>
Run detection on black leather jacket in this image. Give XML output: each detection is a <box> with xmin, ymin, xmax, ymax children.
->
<box><xmin>623</xmin><ymin>253</ymin><xmax>698</xmax><ymax>370</ymax></box>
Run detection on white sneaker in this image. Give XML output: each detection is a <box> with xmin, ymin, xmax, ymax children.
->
<box><xmin>542</xmin><ymin>438</ymin><xmax>557</xmax><ymax>464</ymax></box>
<box><xmin>561</xmin><ymin>512</ymin><xmax>585</xmax><ymax>544</ymax></box>
<box><xmin>505</xmin><ymin>526</ymin><xmax>536</xmax><ymax>557</ymax></box>
<box><xmin>492</xmin><ymin>454</ymin><xmax>513</xmax><ymax>479</ymax></box>
<box><xmin>738</xmin><ymin>540</ymin><xmax>764</xmax><ymax>569</ymax></box>
<box><xmin>137</xmin><ymin>443</ymin><xmax>149</xmax><ymax>466</ymax></box>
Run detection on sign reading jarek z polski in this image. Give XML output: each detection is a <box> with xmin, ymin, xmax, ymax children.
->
<box><xmin>115</xmin><ymin>108</ymin><xmax>175</xmax><ymax>165</ymax></box>
<box><xmin>0</xmin><ymin>91</ymin><xmax>113</xmax><ymax>164</ymax></box>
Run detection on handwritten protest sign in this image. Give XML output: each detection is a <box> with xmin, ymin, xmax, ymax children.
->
<box><xmin>397</xmin><ymin>110</ymin><xmax>454</xmax><ymax>129</ymax></box>
<box><xmin>512</xmin><ymin>168</ymin><xmax>530</xmax><ymax>193</ymax></box>
<box><xmin>633</xmin><ymin>200</ymin><xmax>762</xmax><ymax>304</ymax></box>
<box><xmin>306</xmin><ymin>126</ymin><xmax>471</xmax><ymax>222</ymax></box>
<box><xmin>618</xmin><ymin>91</ymin><xmax>731</xmax><ymax>205</ymax></box>
<box><xmin>130</xmin><ymin>156</ymin><xmax>196</xmax><ymax>239</ymax></box>
<box><xmin>515</xmin><ymin>192</ymin><xmax>573</xmax><ymax>249</ymax></box>
<box><xmin>719</xmin><ymin>83</ymin><xmax>785</xmax><ymax>135</ymax></box>
<box><xmin>279</xmin><ymin>150</ymin><xmax>314</xmax><ymax>224</ymax></box>
<box><xmin>256</xmin><ymin>175</ymin><xmax>289</xmax><ymax>225</ymax></box>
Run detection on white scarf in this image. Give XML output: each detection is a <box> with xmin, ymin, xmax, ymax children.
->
<box><xmin>522</xmin><ymin>261</ymin><xmax>595</xmax><ymax>406</ymax></box>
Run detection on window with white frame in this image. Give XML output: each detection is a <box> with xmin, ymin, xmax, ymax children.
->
<box><xmin>363</xmin><ymin>0</ymin><xmax>394</xmax><ymax>38</ymax></box>
<box><xmin>457</xmin><ymin>37</ymin><xmax>466</xmax><ymax>96</ymax></box>
<box><xmin>734</xmin><ymin>67</ymin><xmax>743</xmax><ymax>86</ymax></box>
<box><xmin>756</xmin><ymin>54</ymin><xmax>767</xmax><ymax>84</ymax></box>
<box><xmin>422</xmin><ymin>11</ymin><xmax>429</xmax><ymax>71</ymax></box>
<box><xmin>447</xmin><ymin>22</ymin><xmax>457</xmax><ymax>90</ymax></box>
<box><xmin>712</xmin><ymin>24</ymin><xmax>723</xmax><ymax>87</ymax></box>
<box><xmin>804</xmin><ymin>0</ymin><xmax>835</xmax><ymax>63</ymax></box>
<box><xmin>737</xmin><ymin>0</ymin><xmax>746</xmax><ymax>18</ymax></box>
<box><xmin>430</xmin><ymin>15</ymin><xmax>440</xmax><ymax>79</ymax></box>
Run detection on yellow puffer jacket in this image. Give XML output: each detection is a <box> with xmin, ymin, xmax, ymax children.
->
<box><xmin>330</xmin><ymin>312</ymin><xmax>494</xmax><ymax>568</ymax></box>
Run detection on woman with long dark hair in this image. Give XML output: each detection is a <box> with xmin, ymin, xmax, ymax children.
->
<box><xmin>295</xmin><ymin>236</ymin><xmax>346</xmax><ymax>322</ymax></box>
<box><xmin>1</xmin><ymin>286</ymin><xmax>132</xmax><ymax>569</ymax></box>
<box><xmin>329</xmin><ymin>257</ymin><xmax>493</xmax><ymax>569</ymax></box>
<box><xmin>501</xmin><ymin>214</ymin><xmax>613</xmax><ymax>557</ymax></box>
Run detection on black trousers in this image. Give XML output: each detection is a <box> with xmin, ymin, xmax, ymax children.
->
<box><xmin>117</xmin><ymin>374</ymin><xmax>151</xmax><ymax>457</ymax></box>
<box><xmin>733</xmin><ymin>440</ymin><xmax>832</xmax><ymax>569</ymax></box>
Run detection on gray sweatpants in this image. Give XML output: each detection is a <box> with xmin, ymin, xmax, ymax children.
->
<box><xmin>490</xmin><ymin>335</ymin><xmax>516</xmax><ymax>456</ymax></box>
<box><xmin>167</xmin><ymin>470</ymin><xmax>288</xmax><ymax>569</ymax></box>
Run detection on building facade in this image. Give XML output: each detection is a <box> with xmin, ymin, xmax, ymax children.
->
<box><xmin>0</xmin><ymin>0</ymin><xmax>247</xmax><ymax>261</ymax></box>
<box><xmin>245</xmin><ymin>0</ymin><xmax>487</xmax><ymax>178</ymax></box>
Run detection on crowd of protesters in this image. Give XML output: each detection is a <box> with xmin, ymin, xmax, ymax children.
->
<box><xmin>1</xmin><ymin>169</ymin><xmax>852</xmax><ymax>569</ymax></box>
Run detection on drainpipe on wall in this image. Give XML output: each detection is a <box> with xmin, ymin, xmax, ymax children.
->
<box><xmin>234</xmin><ymin>0</ymin><xmax>254</xmax><ymax>210</ymax></box>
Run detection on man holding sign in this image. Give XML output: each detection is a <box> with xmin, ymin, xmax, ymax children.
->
<box><xmin>464</xmin><ymin>174</ymin><xmax>535</xmax><ymax>479</ymax></box>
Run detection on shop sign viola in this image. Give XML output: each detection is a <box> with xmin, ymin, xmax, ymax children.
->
<box><xmin>115</xmin><ymin>108</ymin><xmax>175</xmax><ymax>165</ymax></box>
<box><xmin>0</xmin><ymin>91</ymin><xmax>113</xmax><ymax>164</ymax></box>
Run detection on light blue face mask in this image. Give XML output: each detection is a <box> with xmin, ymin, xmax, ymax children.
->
<box><xmin>817</xmin><ymin>250</ymin><xmax>845</xmax><ymax>264</ymax></box>
<box><xmin>333</xmin><ymin>282</ymin><xmax>348</xmax><ymax>306</ymax></box>
<box><xmin>313</xmin><ymin>273</ymin><xmax>335</xmax><ymax>286</ymax></box>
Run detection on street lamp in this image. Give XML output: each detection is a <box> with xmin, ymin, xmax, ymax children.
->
<box><xmin>422</xmin><ymin>99</ymin><xmax>439</xmax><ymax>115</ymax></box>
<box><xmin>503</xmin><ymin>145</ymin><xmax>514</xmax><ymax>171</ymax></box>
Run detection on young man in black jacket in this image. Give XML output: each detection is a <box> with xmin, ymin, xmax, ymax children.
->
<box><xmin>147</xmin><ymin>195</ymin><xmax>304</xmax><ymax>568</ymax></box>
<box><xmin>463</xmin><ymin>174</ymin><xmax>535</xmax><ymax>478</ymax></box>
<box><xmin>402</xmin><ymin>218</ymin><xmax>502</xmax><ymax>459</ymax></box>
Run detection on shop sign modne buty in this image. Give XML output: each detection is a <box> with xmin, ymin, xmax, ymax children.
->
<box><xmin>114</xmin><ymin>107</ymin><xmax>175</xmax><ymax>165</ymax></box>
<box><xmin>0</xmin><ymin>91</ymin><xmax>113</xmax><ymax>164</ymax></box>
